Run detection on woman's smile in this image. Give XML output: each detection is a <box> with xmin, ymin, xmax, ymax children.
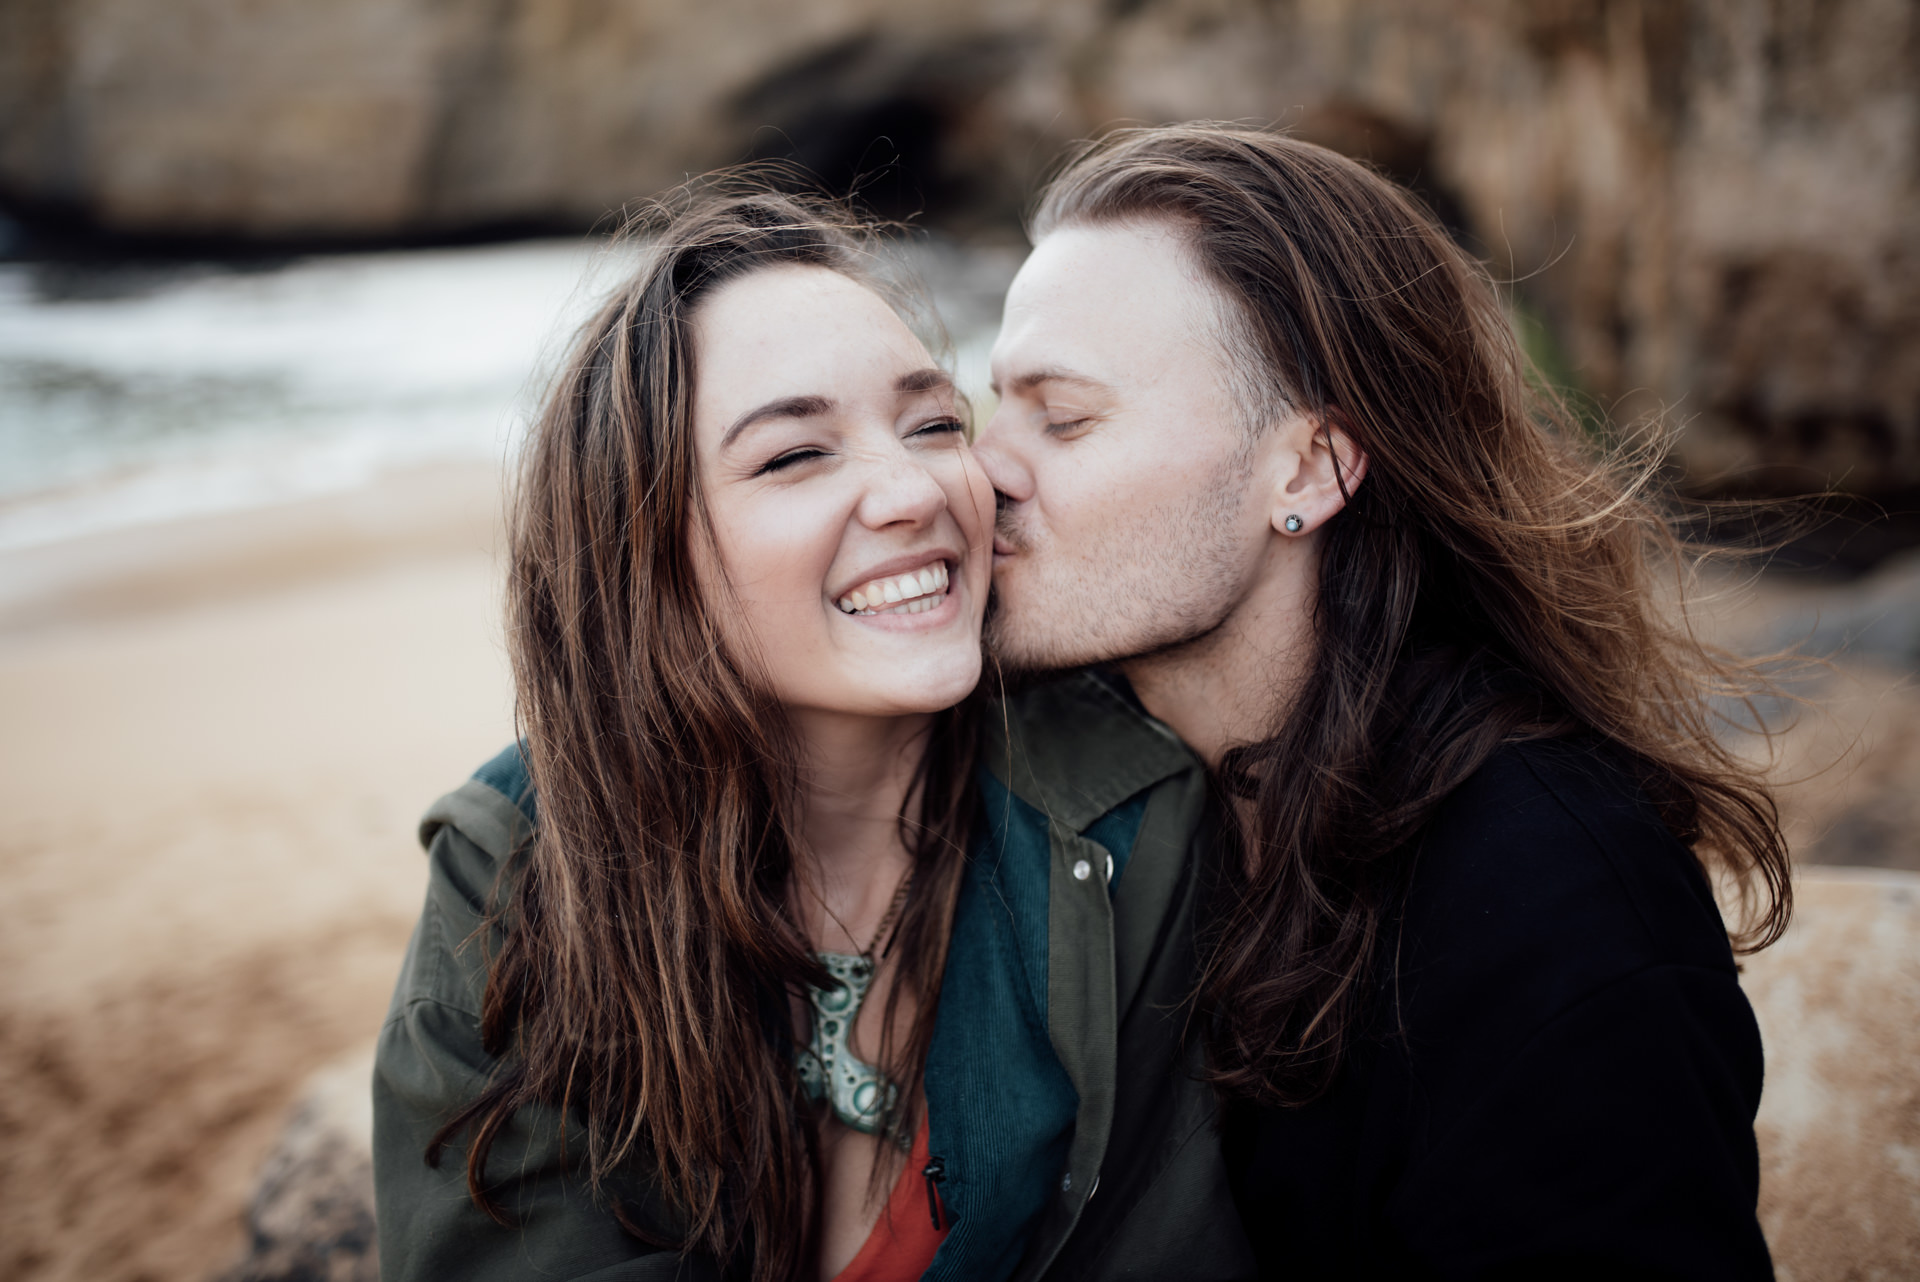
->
<box><xmin>690</xmin><ymin>263</ymin><xmax>994</xmax><ymax>720</ymax></box>
<box><xmin>833</xmin><ymin>555</ymin><xmax>953</xmax><ymax>617</ymax></box>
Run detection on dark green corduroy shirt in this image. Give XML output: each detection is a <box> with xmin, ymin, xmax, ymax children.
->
<box><xmin>372</xmin><ymin>672</ymin><xmax>1255</xmax><ymax>1281</ymax></box>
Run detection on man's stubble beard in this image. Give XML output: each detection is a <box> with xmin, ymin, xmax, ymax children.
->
<box><xmin>985</xmin><ymin>449</ymin><xmax>1258</xmax><ymax>679</ymax></box>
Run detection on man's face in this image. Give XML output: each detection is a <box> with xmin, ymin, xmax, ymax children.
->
<box><xmin>975</xmin><ymin>221</ymin><xmax>1277</xmax><ymax>673</ymax></box>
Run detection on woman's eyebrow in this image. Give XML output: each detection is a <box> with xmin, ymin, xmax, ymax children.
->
<box><xmin>721</xmin><ymin>394</ymin><xmax>834</xmax><ymax>449</ymax></box>
<box><xmin>721</xmin><ymin>370</ymin><xmax>950</xmax><ymax>448</ymax></box>
<box><xmin>896</xmin><ymin>367</ymin><xmax>954</xmax><ymax>395</ymax></box>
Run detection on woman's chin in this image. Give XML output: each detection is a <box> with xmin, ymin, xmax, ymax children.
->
<box><xmin>876</xmin><ymin>663</ymin><xmax>983</xmax><ymax>716</ymax></box>
<box><xmin>807</xmin><ymin>651</ymin><xmax>983</xmax><ymax>719</ymax></box>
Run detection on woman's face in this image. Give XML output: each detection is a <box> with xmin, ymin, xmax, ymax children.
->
<box><xmin>689</xmin><ymin>264</ymin><xmax>993</xmax><ymax>721</ymax></box>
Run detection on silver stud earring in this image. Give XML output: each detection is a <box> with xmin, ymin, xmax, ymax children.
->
<box><xmin>1284</xmin><ymin>514</ymin><xmax>1304</xmax><ymax>533</ymax></box>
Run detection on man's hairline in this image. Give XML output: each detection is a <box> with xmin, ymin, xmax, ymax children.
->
<box><xmin>1028</xmin><ymin>211</ymin><xmax>1295</xmax><ymax>440</ymax></box>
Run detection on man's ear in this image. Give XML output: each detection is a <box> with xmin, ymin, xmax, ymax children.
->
<box><xmin>1269</xmin><ymin>410</ymin><xmax>1368</xmax><ymax>538</ymax></box>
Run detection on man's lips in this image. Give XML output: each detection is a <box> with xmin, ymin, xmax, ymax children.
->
<box><xmin>993</xmin><ymin>533</ymin><xmax>1018</xmax><ymax>557</ymax></box>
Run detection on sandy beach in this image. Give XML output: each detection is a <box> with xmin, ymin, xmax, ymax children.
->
<box><xmin>0</xmin><ymin>461</ymin><xmax>514</xmax><ymax>1281</ymax></box>
<box><xmin>1</xmin><ymin>458</ymin><xmax>1916</xmax><ymax>1280</ymax></box>
<box><xmin>4</xmin><ymin>4</ymin><xmax>1915</xmax><ymax>1270</ymax></box>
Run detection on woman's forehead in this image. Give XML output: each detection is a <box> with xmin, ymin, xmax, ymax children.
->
<box><xmin>691</xmin><ymin>266</ymin><xmax>937</xmax><ymax>430</ymax></box>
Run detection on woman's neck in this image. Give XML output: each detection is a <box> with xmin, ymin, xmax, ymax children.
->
<box><xmin>788</xmin><ymin>708</ymin><xmax>934</xmax><ymax>955</ymax></box>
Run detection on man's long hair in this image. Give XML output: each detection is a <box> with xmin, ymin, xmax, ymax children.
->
<box><xmin>1034</xmin><ymin>124</ymin><xmax>1791</xmax><ymax>1105</ymax></box>
<box><xmin>429</xmin><ymin>184</ymin><xmax>979</xmax><ymax>1278</ymax></box>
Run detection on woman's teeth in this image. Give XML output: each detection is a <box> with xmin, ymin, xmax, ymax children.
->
<box><xmin>836</xmin><ymin>562</ymin><xmax>949</xmax><ymax>616</ymax></box>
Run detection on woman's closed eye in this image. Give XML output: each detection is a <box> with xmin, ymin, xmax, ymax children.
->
<box><xmin>911</xmin><ymin>416</ymin><xmax>966</xmax><ymax>440</ymax></box>
<box><xmin>754</xmin><ymin>416</ymin><xmax>961</xmax><ymax>476</ymax></box>
<box><xmin>755</xmin><ymin>446</ymin><xmax>829</xmax><ymax>476</ymax></box>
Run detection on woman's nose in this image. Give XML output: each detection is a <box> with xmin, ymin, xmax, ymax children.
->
<box><xmin>856</xmin><ymin>445</ymin><xmax>948</xmax><ymax>530</ymax></box>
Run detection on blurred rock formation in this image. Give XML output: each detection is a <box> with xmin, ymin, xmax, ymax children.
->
<box><xmin>217</xmin><ymin>1047</ymin><xmax>378</xmax><ymax>1282</ymax></box>
<box><xmin>4</xmin><ymin>0</ymin><xmax>1916</xmax><ymax>497</ymax></box>
<box><xmin>222</xmin><ymin>868</ymin><xmax>1920</xmax><ymax>1281</ymax></box>
<box><xmin>1739</xmin><ymin>867</ymin><xmax>1920</xmax><ymax>1278</ymax></box>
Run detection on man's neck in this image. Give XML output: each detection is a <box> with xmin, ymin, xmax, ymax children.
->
<box><xmin>1118</xmin><ymin>542</ymin><xmax>1316</xmax><ymax>767</ymax></box>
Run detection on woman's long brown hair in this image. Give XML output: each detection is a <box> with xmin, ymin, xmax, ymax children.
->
<box><xmin>428</xmin><ymin>183</ymin><xmax>979</xmax><ymax>1278</ymax></box>
<box><xmin>1034</xmin><ymin>125</ymin><xmax>1792</xmax><ymax>1105</ymax></box>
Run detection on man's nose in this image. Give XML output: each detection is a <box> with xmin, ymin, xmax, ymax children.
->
<box><xmin>971</xmin><ymin>406</ymin><xmax>1035</xmax><ymax>504</ymax></box>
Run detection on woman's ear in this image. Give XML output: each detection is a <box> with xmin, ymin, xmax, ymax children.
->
<box><xmin>1270</xmin><ymin>410</ymin><xmax>1368</xmax><ymax>537</ymax></box>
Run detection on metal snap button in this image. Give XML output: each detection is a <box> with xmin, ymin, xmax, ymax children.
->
<box><xmin>1071</xmin><ymin>859</ymin><xmax>1091</xmax><ymax>881</ymax></box>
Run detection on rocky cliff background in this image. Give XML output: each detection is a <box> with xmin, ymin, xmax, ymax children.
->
<box><xmin>4</xmin><ymin>0</ymin><xmax>1918</xmax><ymax>509</ymax></box>
<box><xmin>4</xmin><ymin>6</ymin><xmax>1920</xmax><ymax>1281</ymax></box>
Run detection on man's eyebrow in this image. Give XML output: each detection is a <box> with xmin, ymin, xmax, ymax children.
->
<box><xmin>896</xmin><ymin>367</ymin><xmax>954</xmax><ymax>395</ymax></box>
<box><xmin>991</xmin><ymin>366</ymin><xmax>1112</xmax><ymax>396</ymax></box>
<box><xmin>720</xmin><ymin>394</ymin><xmax>834</xmax><ymax>449</ymax></box>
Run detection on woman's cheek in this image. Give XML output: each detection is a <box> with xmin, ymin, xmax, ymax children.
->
<box><xmin>943</xmin><ymin>456</ymin><xmax>996</xmax><ymax>617</ymax></box>
<box><xmin>709</xmin><ymin>508</ymin><xmax>814</xmax><ymax>635</ymax></box>
<box><xmin>940</xmin><ymin>449</ymin><xmax>995</xmax><ymax>547</ymax></box>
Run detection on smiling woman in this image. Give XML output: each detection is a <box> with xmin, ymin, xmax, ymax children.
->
<box><xmin>692</xmin><ymin>270</ymin><xmax>988</xmax><ymax>723</ymax></box>
<box><xmin>370</xmin><ymin>184</ymin><xmax>998</xmax><ymax>1282</ymax></box>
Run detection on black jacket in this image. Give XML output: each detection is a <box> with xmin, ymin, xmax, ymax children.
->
<box><xmin>1225</xmin><ymin>738</ymin><xmax>1773</xmax><ymax>1280</ymax></box>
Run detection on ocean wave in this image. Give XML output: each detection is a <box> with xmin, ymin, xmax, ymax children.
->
<box><xmin>0</xmin><ymin>238</ymin><xmax>612</xmax><ymax>550</ymax></box>
<box><xmin>0</xmin><ymin>233</ymin><xmax>1011</xmax><ymax>552</ymax></box>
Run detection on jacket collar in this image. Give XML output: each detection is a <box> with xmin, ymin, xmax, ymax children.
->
<box><xmin>985</xmin><ymin>670</ymin><xmax>1199</xmax><ymax>832</ymax></box>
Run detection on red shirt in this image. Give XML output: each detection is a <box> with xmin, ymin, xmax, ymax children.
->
<box><xmin>829</xmin><ymin>1116</ymin><xmax>948</xmax><ymax>1282</ymax></box>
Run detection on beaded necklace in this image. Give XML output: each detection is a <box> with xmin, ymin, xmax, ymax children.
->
<box><xmin>798</xmin><ymin>864</ymin><xmax>914</xmax><ymax>1144</ymax></box>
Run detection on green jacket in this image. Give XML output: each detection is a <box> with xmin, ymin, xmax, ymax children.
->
<box><xmin>372</xmin><ymin>672</ymin><xmax>1254</xmax><ymax>1280</ymax></box>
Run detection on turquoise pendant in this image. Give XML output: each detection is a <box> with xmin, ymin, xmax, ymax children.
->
<box><xmin>798</xmin><ymin>951</ymin><xmax>901</xmax><ymax>1142</ymax></box>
